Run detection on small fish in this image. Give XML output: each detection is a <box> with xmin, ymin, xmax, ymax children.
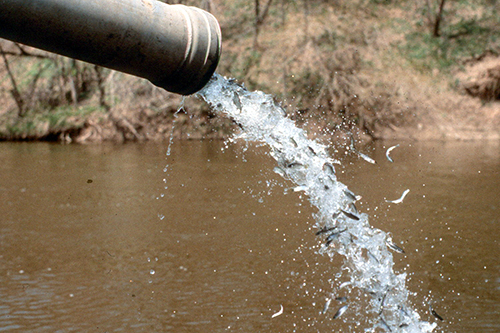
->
<box><xmin>429</xmin><ymin>303</ymin><xmax>444</xmax><ymax>321</ymax></box>
<box><xmin>379</xmin><ymin>291</ymin><xmax>388</xmax><ymax>314</ymax></box>
<box><xmin>367</xmin><ymin>250</ymin><xmax>380</xmax><ymax>264</ymax></box>
<box><xmin>386</xmin><ymin>240</ymin><xmax>405</xmax><ymax>254</ymax></box>
<box><xmin>398</xmin><ymin>305</ymin><xmax>410</xmax><ymax>318</ymax></box>
<box><xmin>232</xmin><ymin>92</ymin><xmax>242</xmax><ymax>111</ymax></box>
<box><xmin>325</xmin><ymin>228</ymin><xmax>347</xmax><ymax>246</ymax></box>
<box><xmin>322</xmin><ymin>298</ymin><xmax>331</xmax><ymax>314</ymax></box>
<box><xmin>293</xmin><ymin>185</ymin><xmax>308</xmax><ymax>192</ymax></box>
<box><xmin>385</xmin><ymin>144</ymin><xmax>399</xmax><ymax>163</ymax></box>
<box><xmin>379</xmin><ymin>316</ymin><xmax>393</xmax><ymax>332</ymax></box>
<box><xmin>315</xmin><ymin>226</ymin><xmax>337</xmax><ymax>236</ymax></box>
<box><xmin>232</xmin><ymin>120</ymin><xmax>244</xmax><ymax>129</ymax></box>
<box><xmin>385</xmin><ymin>189</ymin><xmax>410</xmax><ymax>204</ymax></box>
<box><xmin>431</xmin><ymin>309</ymin><xmax>444</xmax><ymax>321</ymax></box>
<box><xmin>286</xmin><ymin>162</ymin><xmax>303</xmax><ymax>169</ymax></box>
<box><xmin>340</xmin><ymin>209</ymin><xmax>360</xmax><ymax>221</ymax></box>
<box><xmin>356</xmin><ymin>151</ymin><xmax>377</xmax><ymax>164</ymax></box>
<box><xmin>272</xmin><ymin>99</ymin><xmax>287</xmax><ymax>117</ymax></box>
<box><xmin>399</xmin><ymin>323</ymin><xmax>409</xmax><ymax>328</ymax></box>
<box><xmin>308</xmin><ymin>146</ymin><xmax>317</xmax><ymax>156</ymax></box>
<box><xmin>335</xmin><ymin>296</ymin><xmax>348</xmax><ymax>302</ymax></box>
<box><xmin>271</xmin><ymin>304</ymin><xmax>283</xmax><ymax>318</ymax></box>
<box><xmin>273</xmin><ymin>166</ymin><xmax>286</xmax><ymax>177</ymax></box>
<box><xmin>333</xmin><ymin>305</ymin><xmax>348</xmax><ymax>319</ymax></box>
<box><xmin>339</xmin><ymin>281</ymin><xmax>351</xmax><ymax>290</ymax></box>
<box><xmin>343</xmin><ymin>188</ymin><xmax>357</xmax><ymax>202</ymax></box>
<box><xmin>349</xmin><ymin>135</ymin><xmax>356</xmax><ymax>150</ymax></box>
<box><xmin>323</xmin><ymin>162</ymin><xmax>336</xmax><ymax>175</ymax></box>
<box><xmin>349</xmin><ymin>135</ymin><xmax>376</xmax><ymax>164</ymax></box>
<box><xmin>349</xmin><ymin>202</ymin><xmax>359</xmax><ymax>215</ymax></box>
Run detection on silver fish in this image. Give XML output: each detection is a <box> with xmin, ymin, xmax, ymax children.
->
<box><xmin>323</xmin><ymin>162</ymin><xmax>336</xmax><ymax>175</ymax></box>
<box><xmin>385</xmin><ymin>189</ymin><xmax>410</xmax><ymax>204</ymax></box>
<box><xmin>349</xmin><ymin>202</ymin><xmax>359</xmax><ymax>215</ymax></box>
<box><xmin>273</xmin><ymin>166</ymin><xmax>286</xmax><ymax>177</ymax></box>
<box><xmin>385</xmin><ymin>144</ymin><xmax>399</xmax><ymax>163</ymax></box>
<box><xmin>325</xmin><ymin>228</ymin><xmax>347</xmax><ymax>246</ymax></box>
<box><xmin>286</xmin><ymin>162</ymin><xmax>303</xmax><ymax>169</ymax></box>
<box><xmin>379</xmin><ymin>291</ymin><xmax>388</xmax><ymax>314</ymax></box>
<box><xmin>339</xmin><ymin>281</ymin><xmax>351</xmax><ymax>290</ymax></box>
<box><xmin>386</xmin><ymin>240</ymin><xmax>405</xmax><ymax>254</ymax></box>
<box><xmin>290</xmin><ymin>137</ymin><xmax>298</xmax><ymax>147</ymax></box>
<box><xmin>271</xmin><ymin>304</ymin><xmax>283</xmax><ymax>318</ymax></box>
<box><xmin>322</xmin><ymin>298</ymin><xmax>331</xmax><ymax>314</ymax></box>
<box><xmin>367</xmin><ymin>250</ymin><xmax>380</xmax><ymax>264</ymax></box>
<box><xmin>315</xmin><ymin>226</ymin><xmax>337</xmax><ymax>235</ymax></box>
<box><xmin>429</xmin><ymin>303</ymin><xmax>444</xmax><ymax>321</ymax></box>
<box><xmin>340</xmin><ymin>209</ymin><xmax>360</xmax><ymax>221</ymax></box>
<box><xmin>379</xmin><ymin>316</ymin><xmax>392</xmax><ymax>332</ymax></box>
<box><xmin>272</xmin><ymin>99</ymin><xmax>287</xmax><ymax>117</ymax></box>
<box><xmin>308</xmin><ymin>146</ymin><xmax>317</xmax><ymax>156</ymax></box>
<box><xmin>343</xmin><ymin>188</ymin><xmax>357</xmax><ymax>202</ymax></box>
<box><xmin>356</xmin><ymin>151</ymin><xmax>377</xmax><ymax>164</ymax></box>
<box><xmin>333</xmin><ymin>305</ymin><xmax>348</xmax><ymax>319</ymax></box>
<box><xmin>431</xmin><ymin>309</ymin><xmax>444</xmax><ymax>321</ymax></box>
<box><xmin>293</xmin><ymin>185</ymin><xmax>308</xmax><ymax>192</ymax></box>
<box><xmin>232</xmin><ymin>92</ymin><xmax>242</xmax><ymax>111</ymax></box>
<box><xmin>398</xmin><ymin>305</ymin><xmax>410</xmax><ymax>318</ymax></box>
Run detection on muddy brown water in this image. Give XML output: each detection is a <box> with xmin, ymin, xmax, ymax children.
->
<box><xmin>0</xmin><ymin>140</ymin><xmax>498</xmax><ymax>332</ymax></box>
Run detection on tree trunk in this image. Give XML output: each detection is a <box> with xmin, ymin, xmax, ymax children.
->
<box><xmin>0</xmin><ymin>44</ymin><xmax>25</xmax><ymax>117</ymax></box>
<box><xmin>254</xmin><ymin>0</ymin><xmax>274</xmax><ymax>48</ymax></box>
<box><xmin>433</xmin><ymin>0</ymin><xmax>446</xmax><ymax>37</ymax></box>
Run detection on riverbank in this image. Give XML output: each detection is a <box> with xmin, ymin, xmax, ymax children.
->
<box><xmin>1</xmin><ymin>0</ymin><xmax>499</xmax><ymax>143</ymax></box>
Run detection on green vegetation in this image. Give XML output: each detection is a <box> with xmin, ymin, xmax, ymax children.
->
<box><xmin>401</xmin><ymin>0</ymin><xmax>500</xmax><ymax>72</ymax></box>
<box><xmin>1</xmin><ymin>0</ymin><xmax>498</xmax><ymax>142</ymax></box>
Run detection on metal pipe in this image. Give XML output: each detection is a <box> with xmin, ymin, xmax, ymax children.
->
<box><xmin>0</xmin><ymin>0</ymin><xmax>221</xmax><ymax>95</ymax></box>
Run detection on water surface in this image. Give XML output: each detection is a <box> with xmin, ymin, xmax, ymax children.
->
<box><xmin>0</xmin><ymin>140</ymin><xmax>498</xmax><ymax>332</ymax></box>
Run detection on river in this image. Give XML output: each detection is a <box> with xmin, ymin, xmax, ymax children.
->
<box><xmin>0</xmin><ymin>140</ymin><xmax>498</xmax><ymax>332</ymax></box>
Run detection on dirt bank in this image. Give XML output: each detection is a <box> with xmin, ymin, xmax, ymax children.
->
<box><xmin>1</xmin><ymin>1</ymin><xmax>499</xmax><ymax>143</ymax></box>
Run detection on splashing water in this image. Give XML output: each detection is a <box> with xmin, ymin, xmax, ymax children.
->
<box><xmin>198</xmin><ymin>74</ymin><xmax>437</xmax><ymax>333</ymax></box>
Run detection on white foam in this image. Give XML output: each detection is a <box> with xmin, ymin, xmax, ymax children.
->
<box><xmin>198</xmin><ymin>74</ymin><xmax>436</xmax><ymax>332</ymax></box>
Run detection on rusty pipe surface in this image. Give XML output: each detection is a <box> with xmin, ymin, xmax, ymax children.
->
<box><xmin>0</xmin><ymin>0</ymin><xmax>221</xmax><ymax>95</ymax></box>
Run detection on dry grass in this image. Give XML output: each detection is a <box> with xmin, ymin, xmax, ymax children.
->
<box><xmin>1</xmin><ymin>0</ymin><xmax>499</xmax><ymax>142</ymax></box>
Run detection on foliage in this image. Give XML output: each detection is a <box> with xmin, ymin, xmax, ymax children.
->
<box><xmin>0</xmin><ymin>104</ymin><xmax>107</xmax><ymax>140</ymax></box>
<box><xmin>1</xmin><ymin>0</ymin><xmax>498</xmax><ymax>141</ymax></box>
<box><xmin>402</xmin><ymin>0</ymin><xmax>500</xmax><ymax>71</ymax></box>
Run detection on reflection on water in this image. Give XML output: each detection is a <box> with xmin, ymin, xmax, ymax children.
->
<box><xmin>0</xmin><ymin>140</ymin><xmax>498</xmax><ymax>332</ymax></box>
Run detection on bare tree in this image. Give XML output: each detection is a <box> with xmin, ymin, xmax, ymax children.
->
<box><xmin>254</xmin><ymin>0</ymin><xmax>274</xmax><ymax>48</ymax></box>
<box><xmin>0</xmin><ymin>44</ymin><xmax>25</xmax><ymax>116</ymax></box>
<box><xmin>433</xmin><ymin>0</ymin><xmax>446</xmax><ymax>37</ymax></box>
<box><xmin>425</xmin><ymin>0</ymin><xmax>447</xmax><ymax>37</ymax></box>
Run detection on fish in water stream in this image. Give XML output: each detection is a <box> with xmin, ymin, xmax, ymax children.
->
<box><xmin>333</xmin><ymin>305</ymin><xmax>348</xmax><ymax>319</ymax></box>
<box><xmin>385</xmin><ymin>144</ymin><xmax>399</xmax><ymax>163</ymax></box>
<box><xmin>386</xmin><ymin>239</ymin><xmax>405</xmax><ymax>254</ymax></box>
<box><xmin>322</xmin><ymin>298</ymin><xmax>331</xmax><ymax>314</ymax></box>
<box><xmin>316</xmin><ymin>226</ymin><xmax>337</xmax><ymax>235</ymax></box>
<box><xmin>350</xmin><ymin>136</ymin><xmax>376</xmax><ymax>164</ymax></box>
<box><xmin>386</xmin><ymin>189</ymin><xmax>410</xmax><ymax>204</ymax></box>
<box><xmin>199</xmin><ymin>74</ymin><xmax>438</xmax><ymax>333</ymax></box>
<box><xmin>340</xmin><ymin>208</ymin><xmax>360</xmax><ymax>221</ymax></box>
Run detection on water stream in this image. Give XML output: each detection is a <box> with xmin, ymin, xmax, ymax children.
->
<box><xmin>198</xmin><ymin>74</ymin><xmax>437</xmax><ymax>332</ymax></box>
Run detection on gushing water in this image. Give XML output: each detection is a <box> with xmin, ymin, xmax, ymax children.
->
<box><xmin>198</xmin><ymin>74</ymin><xmax>437</xmax><ymax>332</ymax></box>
